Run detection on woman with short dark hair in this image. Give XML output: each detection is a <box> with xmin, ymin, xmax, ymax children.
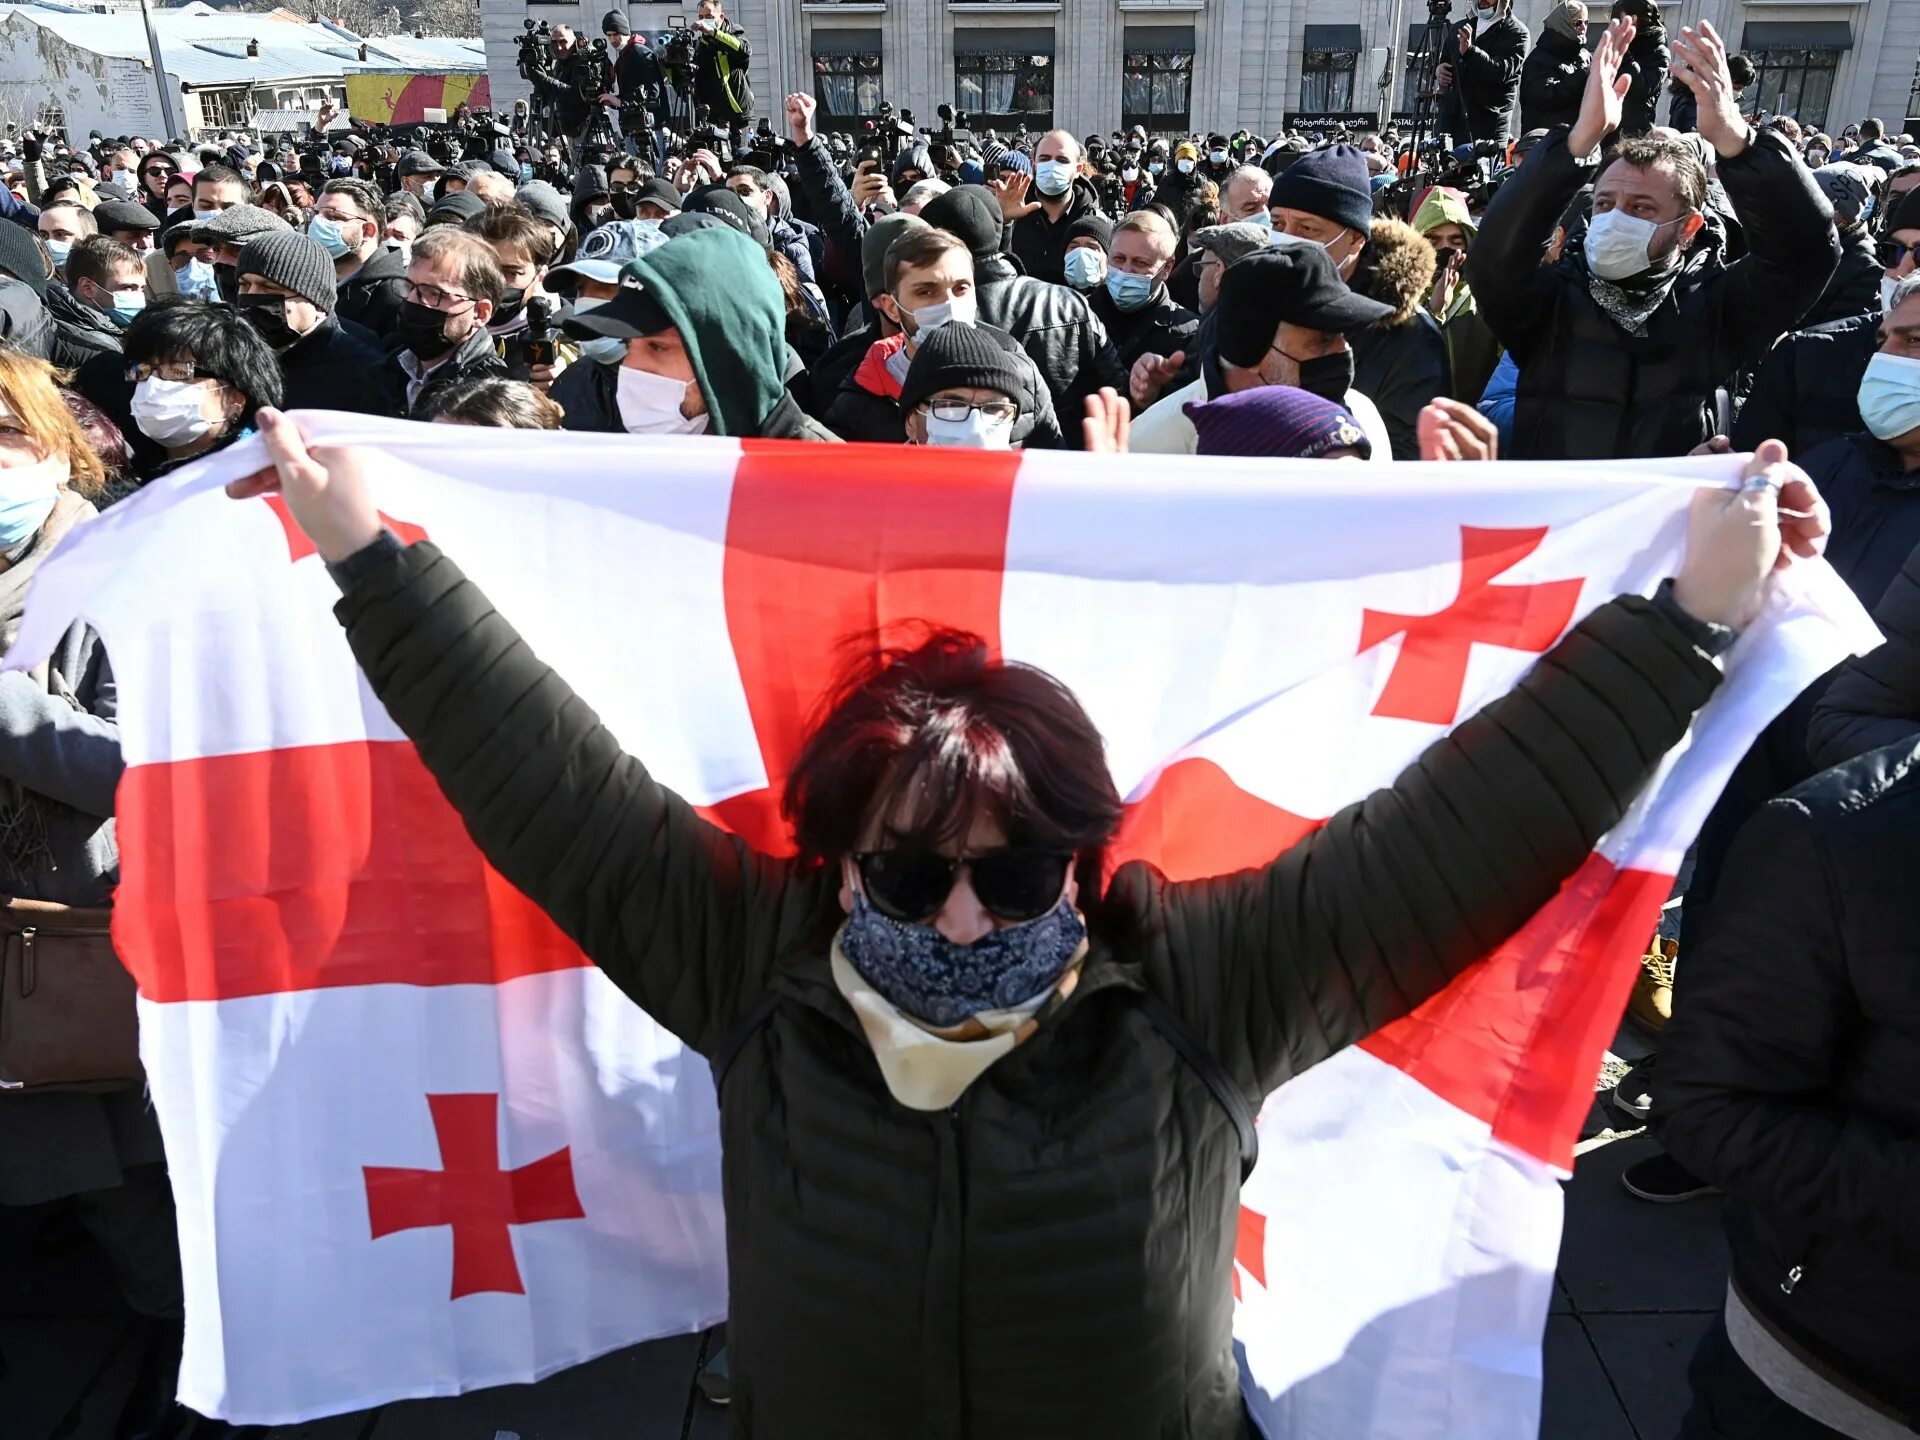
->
<box><xmin>417</xmin><ymin>375</ymin><xmax>564</xmax><ymax>429</ymax></box>
<box><xmin>122</xmin><ymin>297</ymin><xmax>281</xmax><ymax>479</ymax></box>
<box><xmin>236</xmin><ymin>411</ymin><xmax>1826</xmax><ymax>1439</ymax></box>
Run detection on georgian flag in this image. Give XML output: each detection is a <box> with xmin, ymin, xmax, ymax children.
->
<box><xmin>10</xmin><ymin>415</ymin><xmax>1875</xmax><ymax>1431</ymax></box>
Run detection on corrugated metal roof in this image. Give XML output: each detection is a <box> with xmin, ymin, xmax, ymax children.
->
<box><xmin>2</xmin><ymin>2</ymin><xmax>481</xmax><ymax>88</ymax></box>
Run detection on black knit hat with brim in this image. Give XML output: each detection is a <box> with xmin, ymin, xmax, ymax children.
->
<box><xmin>899</xmin><ymin>322</ymin><xmax>1036</xmax><ymax>421</ymax></box>
<box><xmin>237</xmin><ymin>229</ymin><xmax>338</xmax><ymax>313</ymax></box>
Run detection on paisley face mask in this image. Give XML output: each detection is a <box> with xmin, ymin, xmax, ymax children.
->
<box><xmin>839</xmin><ymin>890</ymin><xmax>1086</xmax><ymax>1029</ymax></box>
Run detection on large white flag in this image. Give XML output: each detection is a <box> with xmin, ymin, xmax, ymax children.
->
<box><xmin>10</xmin><ymin>415</ymin><xmax>1876</xmax><ymax>1429</ymax></box>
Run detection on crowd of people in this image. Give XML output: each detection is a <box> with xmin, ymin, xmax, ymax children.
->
<box><xmin>3</xmin><ymin>0</ymin><xmax>1920</xmax><ymax>1434</ymax></box>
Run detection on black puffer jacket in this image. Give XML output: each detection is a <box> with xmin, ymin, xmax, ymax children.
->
<box><xmin>974</xmin><ymin>252</ymin><xmax>1128</xmax><ymax>449</ymax></box>
<box><xmin>279</xmin><ymin>317</ymin><xmax>396</xmax><ymax>416</ymax></box>
<box><xmin>1439</xmin><ymin>12</ymin><xmax>1528</xmax><ymax>143</ymax></box>
<box><xmin>1006</xmin><ymin>177</ymin><xmax>1104</xmax><ymax>287</ymax></box>
<box><xmin>337</xmin><ymin>539</ymin><xmax>1718</xmax><ymax>1440</ymax></box>
<box><xmin>1087</xmin><ymin>283</ymin><xmax>1200</xmax><ymax>373</ymax></box>
<box><xmin>43</xmin><ymin>282</ymin><xmax>121</xmax><ymax>369</ymax></box>
<box><xmin>1520</xmin><ymin>27</ymin><xmax>1588</xmax><ymax>134</ymax></box>
<box><xmin>1349</xmin><ymin>219</ymin><xmax>1450</xmax><ymax>461</ymax></box>
<box><xmin>1618</xmin><ymin>24</ymin><xmax>1670</xmax><ymax>136</ymax></box>
<box><xmin>1468</xmin><ymin>128</ymin><xmax>1839</xmax><ymax>460</ymax></box>
<box><xmin>388</xmin><ymin>324</ymin><xmax>509</xmax><ymax>417</ymax></box>
<box><xmin>1805</xmin><ymin>223</ymin><xmax>1882</xmax><ymax>326</ymax></box>
<box><xmin>336</xmin><ymin>245</ymin><xmax>411</xmax><ymax>342</ymax></box>
<box><xmin>1655</xmin><ymin>746</ymin><xmax>1920</xmax><ymax>1423</ymax></box>
<box><xmin>1732</xmin><ymin>312</ymin><xmax>1875</xmax><ymax>458</ymax></box>
<box><xmin>1810</xmin><ymin>540</ymin><xmax>1920</xmax><ymax>769</ymax></box>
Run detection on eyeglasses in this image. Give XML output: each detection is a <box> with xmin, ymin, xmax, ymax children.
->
<box><xmin>404</xmin><ymin>280</ymin><xmax>474</xmax><ymax>311</ymax></box>
<box><xmin>854</xmin><ymin>847</ymin><xmax>1073</xmax><ymax>924</ymax></box>
<box><xmin>126</xmin><ymin>361</ymin><xmax>206</xmax><ymax>384</ymax></box>
<box><xmin>919</xmin><ymin>398</ymin><xmax>1017</xmax><ymax>423</ymax></box>
<box><xmin>1878</xmin><ymin>240</ymin><xmax>1918</xmax><ymax>269</ymax></box>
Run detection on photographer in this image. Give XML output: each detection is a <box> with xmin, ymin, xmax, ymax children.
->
<box><xmin>1435</xmin><ymin>0</ymin><xmax>1529</xmax><ymax>145</ymax></box>
<box><xmin>685</xmin><ymin>0</ymin><xmax>753</xmax><ymax>135</ymax></box>
<box><xmin>599</xmin><ymin>11</ymin><xmax>664</xmax><ymax>154</ymax></box>
<box><xmin>529</xmin><ymin>26</ymin><xmax>593</xmax><ymax>148</ymax></box>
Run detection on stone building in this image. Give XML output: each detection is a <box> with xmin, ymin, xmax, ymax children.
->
<box><xmin>481</xmin><ymin>0</ymin><xmax>1920</xmax><ymax>142</ymax></box>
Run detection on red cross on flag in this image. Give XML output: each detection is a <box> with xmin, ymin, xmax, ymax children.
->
<box><xmin>10</xmin><ymin>415</ymin><xmax>1876</xmax><ymax>1431</ymax></box>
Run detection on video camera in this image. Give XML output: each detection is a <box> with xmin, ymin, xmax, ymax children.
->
<box><xmin>856</xmin><ymin>101</ymin><xmax>915</xmax><ymax>169</ymax></box>
<box><xmin>515</xmin><ymin>19</ymin><xmax>556</xmax><ymax>83</ymax></box>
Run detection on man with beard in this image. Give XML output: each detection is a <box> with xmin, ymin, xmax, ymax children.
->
<box><xmin>1467</xmin><ymin>14</ymin><xmax>1836</xmax><ymax>458</ymax></box>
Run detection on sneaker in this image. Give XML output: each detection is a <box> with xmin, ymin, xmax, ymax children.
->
<box><xmin>1621</xmin><ymin>1152</ymin><xmax>1720</xmax><ymax>1204</ymax></box>
<box><xmin>1627</xmin><ymin>937</ymin><xmax>1677</xmax><ymax>1035</ymax></box>
<box><xmin>1611</xmin><ymin>1054</ymin><xmax>1657</xmax><ymax>1122</ymax></box>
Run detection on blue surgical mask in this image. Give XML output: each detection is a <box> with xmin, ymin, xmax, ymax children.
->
<box><xmin>839</xmin><ymin>890</ymin><xmax>1085</xmax><ymax>1027</ymax></box>
<box><xmin>519</xmin><ymin>162</ymin><xmax>535</xmax><ymax>183</ymax></box>
<box><xmin>1062</xmin><ymin>247</ymin><xmax>1105</xmax><ymax>288</ymax></box>
<box><xmin>1105</xmin><ymin>269</ymin><xmax>1156</xmax><ymax>311</ymax></box>
<box><xmin>177</xmin><ymin>256</ymin><xmax>218</xmax><ymax>300</ymax></box>
<box><xmin>306</xmin><ymin>214</ymin><xmax>355</xmax><ymax>259</ymax></box>
<box><xmin>108</xmin><ymin>290</ymin><xmax>146</xmax><ymax>326</ymax></box>
<box><xmin>0</xmin><ymin>455</ymin><xmax>64</xmax><ymax>549</ymax></box>
<box><xmin>1149</xmin><ymin>159</ymin><xmax>1165</xmax><ymax>175</ymax></box>
<box><xmin>1034</xmin><ymin>158</ymin><xmax>1075</xmax><ymax>198</ymax></box>
<box><xmin>1243</xmin><ymin>209</ymin><xmax>1274</xmax><ymax>233</ymax></box>
<box><xmin>1858</xmin><ymin>352</ymin><xmax>1920</xmax><ymax>441</ymax></box>
<box><xmin>570</xmin><ymin>297</ymin><xmax>628</xmax><ymax>365</ymax></box>
<box><xmin>43</xmin><ymin>238</ymin><xmax>70</xmax><ymax>268</ymax></box>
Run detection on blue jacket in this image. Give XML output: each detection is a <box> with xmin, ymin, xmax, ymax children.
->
<box><xmin>1476</xmin><ymin>349</ymin><xmax>1518</xmax><ymax>452</ymax></box>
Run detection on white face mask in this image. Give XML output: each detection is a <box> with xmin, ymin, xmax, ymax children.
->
<box><xmin>1176</xmin><ymin>157</ymin><xmax>1196</xmax><ymax>175</ymax></box>
<box><xmin>906</xmin><ymin>293</ymin><xmax>977</xmax><ymax>336</ymax></box>
<box><xmin>1034</xmin><ymin>159</ymin><xmax>1074</xmax><ymax>197</ymax></box>
<box><xmin>923</xmin><ymin>407</ymin><xmax>1014</xmax><ymax>449</ymax></box>
<box><xmin>616</xmin><ymin>362</ymin><xmax>709</xmax><ymax>435</ymax></box>
<box><xmin>130</xmin><ymin>375</ymin><xmax>219</xmax><ymax>446</ymax></box>
<box><xmin>1883</xmin><ymin>276</ymin><xmax>1900</xmax><ymax>315</ymax></box>
<box><xmin>1857</xmin><ymin>351</ymin><xmax>1920</xmax><ymax>441</ymax></box>
<box><xmin>1584</xmin><ymin>208</ymin><xmax>1682</xmax><ymax>282</ymax></box>
<box><xmin>1122</xmin><ymin>166</ymin><xmax>1139</xmax><ymax>183</ymax></box>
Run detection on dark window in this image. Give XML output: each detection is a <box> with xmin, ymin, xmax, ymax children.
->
<box><xmin>1302</xmin><ymin>49</ymin><xmax>1357</xmax><ymax>112</ymax></box>
<box><xmin>1742</xmin><ymin>48</ymin><xmax>1840</xmax><ymax>130</ymax></box>
<box><xmin>812</xmin><ymin>41</ymin><xmax>883</xmax><ymax>128</ymax></box>
<box><xmin>1122</xmin><ymin>46</ymin><xmax>1193</xmax><ymax>135</ymax></box>
<box><xmin>955</xmin><ymin>52</ymin><xmax>1053</xmax><ymax>133</ymax></box>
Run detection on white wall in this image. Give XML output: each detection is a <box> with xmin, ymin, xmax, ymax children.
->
<box><xmin>0</xmin><ymin>15</ymin><xmax>169</xmax><ymax>137</ymax></box>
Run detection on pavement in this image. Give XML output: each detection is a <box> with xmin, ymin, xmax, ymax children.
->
<box><xmin>1</xmin><ymin>1029</ymin><xmax>1718</xmax><ymax>1440</ymax></box>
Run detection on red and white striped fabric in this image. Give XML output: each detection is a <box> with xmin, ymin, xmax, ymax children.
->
<box><xmin>11</xmin><ymin>415</ymin><xmax>1876</xmax><ymax>1430</ymax></box>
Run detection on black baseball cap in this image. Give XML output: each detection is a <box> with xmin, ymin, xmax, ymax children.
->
<box><xmin>559</xmin><ymin>267</ymin><xmax>675</xmax><ymax>340</ymax></box>
<box><xmin>1213</xmin><ymin>240</ymin><xmax>1393</xmax><ymax>365</ymax></box>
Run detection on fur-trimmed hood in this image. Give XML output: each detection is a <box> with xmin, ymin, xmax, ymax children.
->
<box><xmin>1354</xmin><ymin>217</ymin><xmax>1437</xmax><ymax>329</ymax></box>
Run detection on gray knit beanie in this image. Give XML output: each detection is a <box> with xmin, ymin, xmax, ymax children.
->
<box><xmin>237</xmin><ymin>229</ymin><xmax>338</xmax><ymax>313</ymax></box>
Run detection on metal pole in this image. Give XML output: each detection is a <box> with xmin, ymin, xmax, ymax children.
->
<box><xmin>1383</xmin><ymin>0</ymin><xmax>1407</xmax><ymax>129</ymax></box>
<box><xmin>137</xmin><ymin>0</ymin><xmax>183</xmax><ymax>140</ymax></box>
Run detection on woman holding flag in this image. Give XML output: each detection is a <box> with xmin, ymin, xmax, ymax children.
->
<box><xmin>235</xmin><ymin>413</ymin><xmax>1825</xmax><ymax>1438</ymax></box>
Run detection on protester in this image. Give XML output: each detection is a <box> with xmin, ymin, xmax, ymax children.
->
<box><xmin>1130</xmin><ymin>242</ymin><xmax>1394</xmax><ymax>457</ymax></box>
<box><xmin>1086</xmin><ymin>210</ymin><xmax>1198</xmax><ymax>373</ymax></box>
<box><xmin>1522</xmin><ymin>0</ymin><xmax>1590</xmax><ymax>133</ymax></box>
<box><xmin>37</xmin><ymin>200</ymin><xmax>94</xmax><ymax>278</ymax></box>
<box><xmin>1805</xmin><ymin>162</ymin><xmax>1884</xmax><ymax>324</ymax></box>
<box><xmin>1060</xmin><ymin>215</ymin><xmax>1111</xmax><ymax>292</ymax></box>
<box><xmin>920</xmin><ymin>185</ymin><xmax>1126</xmax><ymax>448</ymax></box>
<box><xmin>1736</xmin><ymin>183</ymin><xmax>1920</xmax><ymax>456</ymax></box>
<box><xmin>1413</xmin><ymin>186</ymin><xmax>1503</xmax><ymax>409</ymax></box>
<box><xmin>193</xmin><ymin>203</ymin><xmax>291</xmax><ymax>305</ymax></box>
<box><xmin>1183</xmin><ymin>383</ymin><xmax>1373</xmax><ymax>459</ymax></box>
<box><xmin>1468</xmin><ymin>16</ymin><xmax>1838</xmax><ymax>459</ymax></box>
<box><xmin>1218</xmin><ymin>165</ymin><xmax>1273</xmax><ymax>226</ymax></box>
<box><xmin>557</xmin><ymin>227</ymin><xmax>838</xmax><ymax>440</ymax></box>
<box><xmin>467</xmin><ymin>203</ymin><xmax>578</xmax><ymax>391</ymax></box>
<box><xmin>95</xmin><ymin>199</ymin><xmax>159</xmax><ymax>258</ymax></box>
<box><xmin>235</xmin><ymin>230</ymin><xmax>391</xmax><ymax>416</ymax></box>
<box><xmin>135</xmin><ymin>150</ymin><xmax>178</xmax><ymax>221</ymax></box>
<box><xmin>1436</xmin><ymin>0</ymin><xmax>1529</xmax><ymax>143</ymax></box>
<box><xmin>48</xmin><ymin>235</ymin><xmax>142</xmax><ymax>367</ymax></box>
<box><xmin>161</xmin><ymin>222</ymin><xmax>218</xmax><ymax>303</ymax></box>
<box><xmin>318</xmin><ymin>178</ymin><xmax>410</xmax><ymax>340</ymax></box>
<box><xmin>120</xmin><ymin>298</ymin><xmax>280</xmax><ymax>480</ymax></box>
<box><xmin>1002</xmin><ymin>131</ymin><xmax>1104</xmax><ymax>286</ymax></box>
<box><xmin>387</xmin><ymin>228</ymin><xmax>509</xmax><ymax>416</ymax></box>
<box><xmin>237</xmin><ymin>370</ymin><xmax>1813</xmax><ymax>1439</ymax></box>
<box><xmin>416</xmin><ymin>375</ymin><xmax>564</xmax><ymax>429</ymax></box>
<box><xmin>897</xmin><ymin>320</ymin><xmax>1049</xmax><ymax>449</ymax></box>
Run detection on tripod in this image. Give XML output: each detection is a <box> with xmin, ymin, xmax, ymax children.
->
<box><xmin>1381</xmin><ymin>0</ymin><xmax>1455</xmax><ymax>219</ymax></box>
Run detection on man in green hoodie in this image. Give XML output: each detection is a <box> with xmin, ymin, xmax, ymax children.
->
<box><xmin>557</xmin><ymin>225</ymin><xmax>839</xmax><ymax>440</ymax></box>
<box><xmin>1412</xmin><ymin>185</ymin><xmax>1503</xmax><ymax>404</ymax></box>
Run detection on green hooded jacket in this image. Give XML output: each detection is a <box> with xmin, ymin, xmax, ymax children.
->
<box><xmin>1411</xmin><ymin>186</ymin><xmax>1480</xmax><ymax>325</ymax></box>
<box><xmin>622</xmin><ymin>227</ymin><xmax>785</xmax><ymax>438</ymax></box>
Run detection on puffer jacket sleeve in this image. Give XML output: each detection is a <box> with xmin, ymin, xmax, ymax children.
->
<box><xmin>1653</xmin><ymin>799</ymin><xmax>1920</xmax><ymax>1254</ymax></box>
<box><xmin>335</xmin><ymin>540</ymin><xmax>828</xmax><ymax>1056</ymax></box>
<box><xmin>1466</xmin><ymin>129</ymin><xmax>1587</xmax><ymax>362</ymax></box>
<box><xmin>1151</xmin><ymin>595</ymin><xmax>1721</xmax><ymax>1095</ymax></box>
<box><xmin>1808</xmin><ymin>543</ymin><xmax>1920</xmax><ymax>769</ymax></box>
<box><xmin>1708</xmin><ymin>129</ymin><xmax>1842</xmax><ymax>375</ymax></box>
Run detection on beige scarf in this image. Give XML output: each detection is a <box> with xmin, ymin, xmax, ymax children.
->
<box><xmin>829</xmin><ymin>937</ymin><xmax>1086</xmax><ymax>1111</ymax></box>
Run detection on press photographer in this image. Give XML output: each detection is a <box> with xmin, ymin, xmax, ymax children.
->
<box><xmin>685</xmin><ymin>0</ymin><xmax>754</xmax><ymax>136</ymax></box>
<box><xmin>597</xmin><ymin>11</ymin><xmax>665</xmax><ymax>149</ymax></box>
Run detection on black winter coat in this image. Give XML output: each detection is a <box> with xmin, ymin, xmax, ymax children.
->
<box><xmin>336</xmin><ymin>539</ymin><xmax>1718</xmax><ymax>1440</ymax></box>
<box><xmin>0</xmin><ymin>275</ymin><xmax>53</xmax><ymax>361</ymax></box>
<box><xmin>43</xmin><ymin>283</ymin><xmax>121</xmax><ymax>370</ymax></box>
<box><xmin>801</xmin><ymin>322</ymin><xmax>876</xmax><ymax>421</ymax></box>
<box><xmin>1655</xmin><ymin>746</ymin><xmax>1920</xmax><ymax>1421</ymax></box>
<box><xmin>1798</xmin><ymin>434</ymin><xmax>1920</xmax><ymax>614</ymax></box>
<box><xmin>1006</xmin><ymin>178</ymin><xmax>1105</xmax><ymax>288</ymax></box>
<box><xmin>1087</xmin><ymin>284</ymin><xmax>1200</xmax><ymax>374</ymax></box>
<box><xmin>1732</xmin><ymin>313</ymin><xmax>1875</xmax><ymax>459</ymax></box>
<box><xmin>974</xmin><ymin>253</ymin><xmax>1128</xmax><ymax>449</ymax></box>
<box><xmin>1805</xmin><ymin>224</ymin><xmax>1882</xmax><ymax>327</ymax></box>
<box><xmin>1468</xmin><ymin>128</ymin><xmax>1839</xmax><ymax>460</ymax></box>
<box><xmin>389</xmin><ymin>324</ymin><xmax>509</xmax><ymax>418</ymax></box>
<box><xmin>1439</xmin><ymin>14</ymin><xmax>1528</xmax><ymax>143</ymax></box>
<box><xmin>1618</xmin><ymin>28</ymin><xmax>1670</xmax><ymax>136</ymax></box>
<box><xmin>1520</xmin><ymin>28</ymin><xmax>1587</xmax><ymax>135</ymax></box>
<box><xmin>1349</xmin><ymin>223</ymin><xmax>1451</xmax><ymax>461</ymax></box>
<box><xmin>1810</xmin><ymin>540</ymin><xmax>1920</xmax><ymax>769</ymax></box>
<box><xmin>279</xmin><ymin>318</ymin><xmax>396</xmax><ymax>416</ymax></box>
<box><xmin>336</xmin><ymin>245</ymin><xmax>411</xmax><ymax>342</ymax></box>
<box><xmin>790</xmin><ymin>136</ymin><xmax>866</xmax><ymax>303</ymax></box>
<box><xmin>1666</xmin><ymin>84</ymin><xmax>1698</xmax><ymax>133</ymax></box>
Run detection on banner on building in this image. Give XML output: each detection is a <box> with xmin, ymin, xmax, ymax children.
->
<box><xmin>344</xmin><ymin>71</ymin><xmax>491</xmax><ymax>126</ymax></box>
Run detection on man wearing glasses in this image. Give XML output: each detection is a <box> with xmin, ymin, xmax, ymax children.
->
<box><xmin>389</xmin><ymin>228</ymin><xmax>508</xmax><ymax>415</ymax></box>
<box><xmin>897</xmin><ymin>323</ymin><xmax>1044</xmax><ymax>451</ymax></box>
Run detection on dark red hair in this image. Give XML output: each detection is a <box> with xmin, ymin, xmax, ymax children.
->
<box><xmin>782</xmin><ymin>629</ymin><xmax>1124</xmax><ymax>890</ymax></box>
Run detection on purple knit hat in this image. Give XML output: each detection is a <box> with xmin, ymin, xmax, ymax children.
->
<box><xmin>1184</xmin><ymin>386</ymin><xmax>1372</xmax><ymax>460</ymax></box>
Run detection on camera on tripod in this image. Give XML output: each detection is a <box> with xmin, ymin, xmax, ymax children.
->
<box><xmin>515</xmin><ymin>19</ymin><xmax>555</xmax><ymax>83</ymax></box>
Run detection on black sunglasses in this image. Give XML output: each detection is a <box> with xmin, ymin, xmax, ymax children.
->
<box><xmin>854</xmin><ymin>847</ymin><xmax>1072</xmax><ymax>925</ymax></box>
<box><xmin>1878</xmin><ymin>239</ymin><xmax>1918</xmax><ymax>269</ymax></box>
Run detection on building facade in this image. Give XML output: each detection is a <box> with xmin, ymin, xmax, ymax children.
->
<box><xmin>481</xmin><ymin>0</ymin><xmax>1920</xmax><ymax>142</ymax></box>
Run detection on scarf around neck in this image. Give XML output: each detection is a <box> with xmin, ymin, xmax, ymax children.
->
<box><xmin>1587</xmin><ymin>253</ymin><xmax>1684</xmax><ymax>337</ymax></box>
